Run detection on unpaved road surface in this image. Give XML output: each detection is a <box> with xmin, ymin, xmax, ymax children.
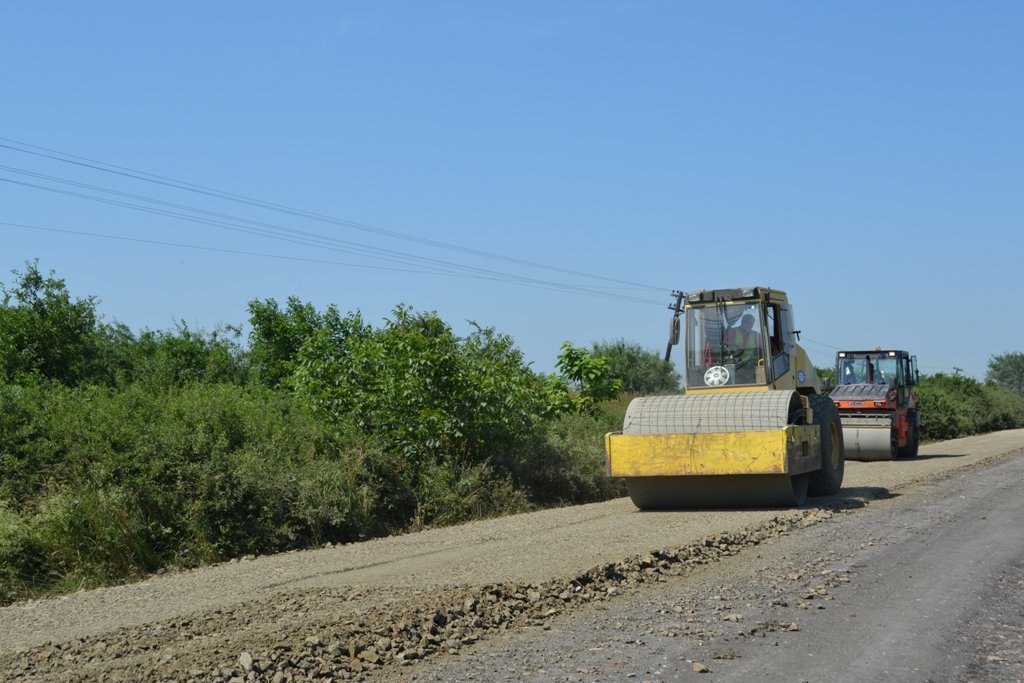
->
<box><xmin>2</xmin><ymin>429</ymin><xmax>1022</xmax><ymax>682</ymax></box>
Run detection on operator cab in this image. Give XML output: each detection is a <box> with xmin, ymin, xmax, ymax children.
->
<box><xmin>676</xmin><ymin>287</ymin><xmax>794</xmax><ymax>390</ymax></box>
<box><xmin>836</xmin><ymin>350</ymin><xmax>919</xmax><ymax>388</ymax></box>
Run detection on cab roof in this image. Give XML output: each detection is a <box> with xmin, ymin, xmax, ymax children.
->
<box><xmin>684</xmin><ymin>286</ymin><xmax>784</xmax><ymax>304</ymax></box>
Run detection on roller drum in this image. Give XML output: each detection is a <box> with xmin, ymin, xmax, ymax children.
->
<box><xmin>843</xmin><ymin>426</ymin><xmax>896</xmax><ymax>461</ymax></box>
<box><xmin>838</xmin><ymin>412</ymin><xmax>896</xmax><ymax>461</ymax></box>
<box><xmin>620</xmin><ymin>391</ymin><xmax>809</xmax><ymax>508</ymax></box>
<box><xmin>623</xmin><ymin>391</ymin><xmax>803</xmax><ymax>435</ymax></box>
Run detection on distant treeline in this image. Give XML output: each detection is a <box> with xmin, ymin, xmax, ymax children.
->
<box><xmin>1</xmin><ymin>260</ymin><xmax>1022</xmax><ymax>604</ymax></box>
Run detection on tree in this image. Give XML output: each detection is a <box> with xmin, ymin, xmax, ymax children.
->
<box><xmin>291</xmin><ymin>303</ymin><xmax>545</xmax><ymax>471</ymax></box>
<box><xmin>0</xmin><ymin>261</ymin><xmax>100</xmax><ymax>385</ymax></box>
<box><xmin>246</xmin><ymin>296</ymin><xmax>347</xmax><ymax>388</ymax></box>
<box><xmin>126</xmin><ymin>323</ymin><xmax>246</xmax><ymax>388</ymax></box>
<box><xmin>816</xmin><ymin>365</ymin><xmax>836</xmax><ymax>387</ymax></box>
<box><xmin>986</xmin><ymin>352</ymin><xmax>1024</xmax><ymax>401</ymax></box>
<box><xmin>591</xmin><ymin>339</ymin><xmax>680</xmax><ymax>394</ymax></box>
<box><xmin>544</xmin><ymin>342</ymin><xmax>623</xmax><ymax>416</ymax></box>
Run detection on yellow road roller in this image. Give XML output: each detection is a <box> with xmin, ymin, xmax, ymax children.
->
<box><xmin>605</xmin><ymin>286</ymin><xmax>844</xmax><ymax>508</ymax></box>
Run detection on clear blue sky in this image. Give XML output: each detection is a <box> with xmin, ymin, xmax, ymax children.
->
<box><xmin>2</xmin><ymin>1</ymin><xmax>1020</xmax><ymax>379</ymax></box>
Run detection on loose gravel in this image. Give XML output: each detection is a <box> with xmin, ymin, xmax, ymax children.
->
<box><xmin>3</xmin><ymin>510</ymin><xmax>839</xmax><ymax>682</ymax></box>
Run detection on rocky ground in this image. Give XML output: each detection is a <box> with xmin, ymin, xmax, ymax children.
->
<box><xmin>2</xmin><ymin>429</ymin><xmax>1022</xmax><ymax>682</ymax></box>
<box><xmin>2</xmin><ymin>511</ymin><xmax>839</xmax><ymax>682</ymax></box>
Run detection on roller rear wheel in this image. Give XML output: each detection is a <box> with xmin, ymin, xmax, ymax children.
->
<box><xmin>808</xmin><ymin>394</ymin><xmax>844</xmax><ymax>497</ymax></box>
<box><xmin>898</xmin><ymin>412</ymin><xmax>920</xmax><ymax>458</ymax></box>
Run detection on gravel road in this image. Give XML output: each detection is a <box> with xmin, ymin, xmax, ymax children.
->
<box><xmin>399</xmin><ymin>435</ymin><xmax>1024</xmax><ymax>683</ymax></box>
<box><xmin>2</xmin><ymin>429</ymin><xmax>1022</xmax><ymax>682</ymax></box>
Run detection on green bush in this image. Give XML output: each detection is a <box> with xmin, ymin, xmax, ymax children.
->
<box><xmin>543</xmin><ymin>342</ymin><xmax>623</xmax><ymax>416</ymax></box>
<box><xmin>0</xmin><ymin>381</ymin><xmax>408</xmax><ymax>601</ymax></box>
<box><xmin>592</xmin><ymin>339</ymin><xmax>680</xmax><ymax>393</ymax></box>
<box><xmin>30</xmin><ymin>485</ymin><xmax>160</xmax><ymax>592</ymax></box>
<box><xmin>981</xmin><ymin>382</ymin><xmax>1024</xmax><ymax>432</ymax></box>
<box><xmin>291</xmin><ymin>306</ymin><xmax>545</xmax><ymax>500</ymax></box>
<box><xmin>0</xmin><ymin>380</ymin><xmax>51</xmax><ymax>504</ymax></box>
<box><xmin>508</xmin><ymin>411</ymin><xmax>626</xmax><ymax>506</ymax></box>
<box><xmin>0</xmin><ymin>502</ymin><xmax>44</xmax><ymax>603</ymax></box>
<box><xmin>413</xmin><ymin>461</ymin><xmax>530</xmax><ymax>528</ymax></box>
<box><xmin>916</xmin><ymin>373</ymin><xmax>1024</xmax><ymax>440</ymax></box>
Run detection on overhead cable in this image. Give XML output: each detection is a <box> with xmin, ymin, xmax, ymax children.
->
<box><xmin>0</xmin><ymin>137</ymin><xmax>668</xmax><ymax>292</ymax></box>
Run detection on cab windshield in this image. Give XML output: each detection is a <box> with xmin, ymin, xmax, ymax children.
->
<box><xmin>684</xmin><ymin>303</ymin><xmax>765</xmax><ymax>388</ymax></box>
<box><xmin>837</xmin><ymin>355</ymin><xmax>896</xmax><ymax>386</ymax></box>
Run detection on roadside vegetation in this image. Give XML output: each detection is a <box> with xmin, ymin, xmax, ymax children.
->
<box><xmin>0</xmin><ymin>262</ymin><xmax>670</xmax><ymax>604</ymax></box>
<box><xmin>916</xmin><ymin>369</ymin><xmax>1024</xmax><ymax>441</ymax></box>
<box><xmin>1</xmin><ymin>260</ymin><xmax>1021</xmax><ymax>605</ymax></box>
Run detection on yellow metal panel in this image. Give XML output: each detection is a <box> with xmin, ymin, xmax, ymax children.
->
<box><xmin>605</xmin><ymin>426</ymin><xmax>820</xmax><ymax>477</ymax></box>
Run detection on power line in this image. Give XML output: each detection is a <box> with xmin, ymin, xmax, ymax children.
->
<box><xmin>0</xmin><ymin>221</ymin><xmax>443</xmax><ymax>274</ymax></box>
<box><xmin>0</xmin><ymin>221</ymin><xmax>666</xmax><ymax>306</ymax></box>
<box><xmin>1</xmin><ymin>164</ymin><xmax>638</xmax><ymax>294</ymax></box>
<box><xmin>0</xmin><ymin>137</ymin><xmax>669</xmax><ymax>292</ymax></box>
<box><xmin>0</xmin><ymin>173</ymin><xmax>664</xmax><ymax>305</ymax></box>
<box><xmin>799</xmin><ymin>336</ymin><xmax>845</xmax><ymax>352</ymax></box>
<box><xmin>0</xmin><ymin>174</ymin><xmax>500</xmax><ymax>276</ymax></box>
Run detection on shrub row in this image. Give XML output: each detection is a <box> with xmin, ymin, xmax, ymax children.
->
<box><xmin>0</xmin><ymin>378</ymin><xmax>622</xmax><ymax>604</ymax></box>
<box><xmin>915</xmin><ymin>373</ymin><xmax>1024</xmax><ymax>441</ymax></box>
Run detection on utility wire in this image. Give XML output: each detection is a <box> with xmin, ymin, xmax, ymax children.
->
<box><xmin>0</xmin><ymin>221</ymin><xmax>664</xmax><ymax>304</ymax></box>
<box><xmin>1</xmin><ymin>164</ymin><xmax>642</xmax><ymax>294</ymax></box>
<box><xmin>0</xmin><ymin>137</ymin><xmax>668</xmax><ymax>292</ymax></box>
<box><xmin>0</xmin><ymin>156</ymin><xmax>862</xmax><ymax>341</ymax></box>
<box><xmin>0</xmin><ymin>171</ymin><xmax>507</xmax><ymax>276</ymax></box>
<box><xmin>799</xmin><ymin>336</ymin><xmax>845</xmax><ymax>352</ymax></box>
<box><xmin>0</xmin><ymin>175</ymin><xmax>663</xmax><ymax>306</ymax></box>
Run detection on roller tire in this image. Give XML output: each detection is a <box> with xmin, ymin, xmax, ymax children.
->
<box><xmin>898</xmin><ymin>411</ymin><xmax>920</xmax><ymax>458</ymax></box>
<box><xmin>791</xmin><ymin>472</ymin><xmax>810</xmax><ymax>507</ymax></box>
<box><xmin>808</xmin><ymin>394</ymin><xmax>844</xmax><ymax>497</ymax></box>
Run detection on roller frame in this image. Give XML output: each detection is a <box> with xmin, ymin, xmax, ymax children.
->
<box><xmin>605</xmin><ymin>426</ymin><xmax>821</xmax><ymax>477</ymax></box>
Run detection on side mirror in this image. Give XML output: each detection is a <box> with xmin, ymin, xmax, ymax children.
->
<box><xmin>664</xmin><ymin>315</ymin><xmax>681</xmax><ymax>363</ymax></box>
<box><xmin>822</xmin><ymin>378</ymin><xmax>833</xmax><ymax>393</ymax></box>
